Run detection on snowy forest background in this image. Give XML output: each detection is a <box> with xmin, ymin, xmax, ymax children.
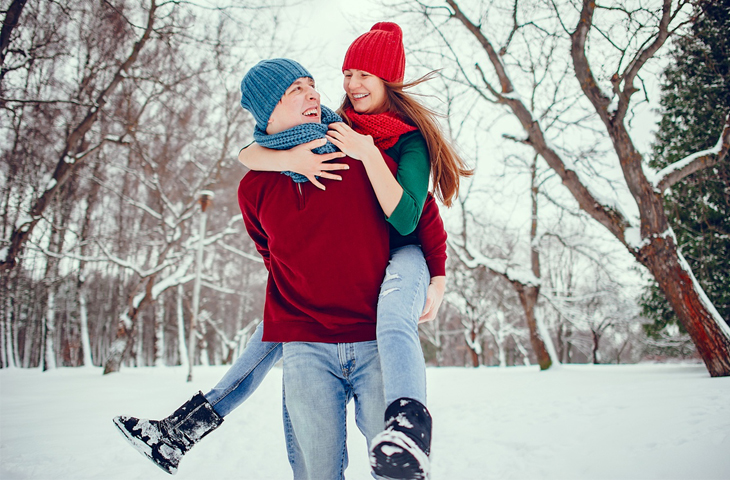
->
<box><xmin>1</xmin><ymin>0</ymin><xmax>728</xmax><ymax>376</ymax></box>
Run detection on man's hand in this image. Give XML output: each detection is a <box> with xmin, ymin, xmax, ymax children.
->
<box><xmin>419</xmin><ymin>276</ymin><xmax>445</xmax><ymax>323</ymax></box>
<box><xmin>238</xmin><ymin>139</ymin><xmax>348</xmax><ymax>191</ymax></box>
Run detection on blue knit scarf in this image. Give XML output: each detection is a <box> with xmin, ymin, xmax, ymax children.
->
<box><xmin>253</xmin><ymin>105</ymin><xmax>342</xmax><ymax>183</ymax></box>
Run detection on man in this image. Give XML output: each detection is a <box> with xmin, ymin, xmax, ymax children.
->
<box><xmin>238</xmin><ymin>58</ymin><xmax>391</xmax><ymax>479</ymax></box>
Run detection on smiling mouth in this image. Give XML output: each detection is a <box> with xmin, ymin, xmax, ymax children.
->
<box><xmin>352</xmin><ymin>93</ymin><xmax>369</xmax><ymax>100</ymax></box>
<box><xmin>303</xmin><ymin>108</ymin><xmax>319</xmax><ymax>117</ymax></box>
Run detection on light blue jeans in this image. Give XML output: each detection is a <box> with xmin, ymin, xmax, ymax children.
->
<box><xmin>203</xmin><ymin>245</ymin><xmax>429</xmax><ymax>473</ymax></box>
<box><xmin>283</xmin><ymin>341</ymin><xmax>386</xmax><ymax>480</ymax></box>
<box><xmin>376</xmin><ymin>245</ymin><xmax>429</xmax><ymax>405</ymax></box>
<box><xmin>205</xmin><ymin>320</ymin><xmax>282</xmax><ymax>417</ymax></box>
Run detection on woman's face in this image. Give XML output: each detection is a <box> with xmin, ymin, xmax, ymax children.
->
<box><xmin>343</xmin><ymin>69</ymin><xmax>387</xmax><ymax>114</ymax></box>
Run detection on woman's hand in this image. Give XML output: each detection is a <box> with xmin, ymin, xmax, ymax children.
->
<box><xmin>327</xmin><ymin>122</ymin><xmax>403</xmax><ymax>217</ymax></box>
<box><xmin>419</xmin><ymin>276</ymin><xmax>445</xmax><ymax>324</ymax></box>
<box><xmin>326</xmin><ymin>122</ymin><xmax>380</xmax><ymax>163</ymax></box>
<box><xmin>289</xmin><ymin>139</ymin><xmax>348</xmax><ymax>190</ymax></box>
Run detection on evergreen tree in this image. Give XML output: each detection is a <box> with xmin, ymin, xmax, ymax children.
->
<box><xmin>642</xmin><ymin>0</ymin><xmax>730</xmax><ymax>338</ymax></box>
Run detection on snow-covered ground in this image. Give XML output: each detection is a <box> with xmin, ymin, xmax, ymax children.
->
<box><xmin>1</xmin><ymin>363</ymin><xmax>729</xmax><ymax>479</ymax></box>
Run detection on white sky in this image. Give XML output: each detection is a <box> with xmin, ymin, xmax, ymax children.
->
<box><xmin>274</xmin><ymin>0</ymin><xmax>385</xmax><ymax>108</ymax></box>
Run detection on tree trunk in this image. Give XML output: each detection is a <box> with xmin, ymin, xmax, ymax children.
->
<box><xmin>513</xmin><ymin>154</ymin><xmax>556</xmax><ymax>371</ymax></box>
<box><xmin>22</xmin><ymin>308</ymin><xmax>36</xmax><ymax>368</ymax></box>
<box><xmin>468</xmin><ymin>327</ymin><xmax>480</xmax><ymax>367</ymax></box>
<box><xmin>514</xmin><ymin>339</ymin><xmax>531</xmax><ymax>366</ymax></box>
<box><xmin>639</xmin><ymin>235</ymin><xmax>730</xmax><ymax>377</ymax></box>
<box><xmin>103</xmin><ymin>320</ymin><xmax>131</xmax><ymax>375</ymax></box>
<box><xmin>43</xmin><ymin>290</ymin><xmax>56</xmax><ymax>371</ymax></box>
<box><xmin>177</xmin><ymin>284</ymin><xmax>188</xmax><ymax>367</ymax></box>
<box><xmin>0</xmin><ymin>0</ymin><xmax>27</xmax><ymax>78</ymax></box>
<box><xmin>135</xmin><ymin>312</ymin><xmax>144</xmax><ymax>367</ymax></box>
<box><xmin>1</xmin><ymin>305</ymin><xmax>13</xmax><ymax>368</ymax></box>
<box><xmin>78</xmin><ymin>293</ymin><xmax>93</xmax><ymax>367</ymax></box>
<box><xmin>154</xmin><ymin>299</ymin><xmax>165</xmax><ymax>366</ymax></box>
<box><xmin>591</xmin><ymin>330</ymin><xmax>600</xmax><ymax>364</ymax></box>
<box><xmin>515</xmin><ymin>285</ymin><xmax>552</xmax><ymax>370</ymax></box>
<box><xmin>102</xmin><ymin>278</ymin><xmax>156</xmax><ymax>374</ymax></box>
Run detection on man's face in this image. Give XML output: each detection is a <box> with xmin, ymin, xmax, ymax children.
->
<box><xmin>266</xmin><ymin>77</ymin><xmax>321</xmax><ymax>134</ymax></box>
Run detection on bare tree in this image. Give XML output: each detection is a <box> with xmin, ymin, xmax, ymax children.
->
<box><xmin>1</xmin><ymin>0</ymin><xmax>286</xmax><ymax>372</ymax></box>
<box><xmin>404</xmin><ymin>0</ymin><xmax>730</xmax><ymax>376</ymax></box>
<box><xmin>0</xmin><ymin>0</ymin><xmax>160</xmax><ymax>272</ymax></box>
<box><xmin>449</xmin><ymin>152</ymin><xmax>559</xmax><ymax>369</ymax></box>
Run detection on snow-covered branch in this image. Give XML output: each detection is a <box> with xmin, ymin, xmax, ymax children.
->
<box><xmin>653</xmin><ymin>111</ymin><xmax>730</xmax><ymax>192</ymax></box>
<box><xmin>217</xmin><ymin>242</ymin><xmax>264</xmax><ymax>264</ymax></box>
<box><xmin>195</xmin><ymin>215</ymin><xmax>242</xmax><ymax>248</ymax></box>
<box><xmin>448</xmin><ymin>237</ymin><xmax>541</xmax><ymax>287</ymax></box>
<box><xmin>94</xmin><ymin>240</ymin><xmax>183</xmax><ymax>278</ymax></box>
<box><xmin>200</xmin><ymin>280</ymin><xmax>238</xmax><ymax>295</ymax></box>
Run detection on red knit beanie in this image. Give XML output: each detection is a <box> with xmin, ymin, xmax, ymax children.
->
<box><xmin>342</xmin><ymin>22</ymin><xmax>405</xmax><ymax>83</ymax></box>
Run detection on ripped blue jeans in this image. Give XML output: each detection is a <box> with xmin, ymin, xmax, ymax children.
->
<box><xmin>376</xmin><ymin>244</ymin><xmax>429</xmax><ymax>405</ymax></box>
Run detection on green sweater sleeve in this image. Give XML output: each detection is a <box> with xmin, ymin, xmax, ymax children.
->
<box><xmin>385</xmin><ymin>131</ymin><xmax>431</xmax><ymax>236</ymax></box>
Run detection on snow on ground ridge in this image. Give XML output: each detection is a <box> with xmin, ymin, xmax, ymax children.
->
<box><xmin>1</xmin><ymin>364</ymin><xmax>729</xmax><ymax>480</ymax></box>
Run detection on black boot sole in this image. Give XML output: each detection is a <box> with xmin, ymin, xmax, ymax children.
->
<box><xmin>113</xmin><ymin>416</ymin><xmax>179</xmax><ymax>475</ymax></box>
<box><xmin>370</xmin><ymin>430</ymin><xmax>430</xmax><ymax>480</ymax></box>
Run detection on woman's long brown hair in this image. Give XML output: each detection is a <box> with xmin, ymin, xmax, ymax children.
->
<box><xmin>338</xmin><ymin>71</ymin><xmax>473</xmax><ymax>207</ymax></box>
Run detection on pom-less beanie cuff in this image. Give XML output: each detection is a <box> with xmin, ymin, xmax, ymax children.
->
<box><xmin>240</xmin><ymin>58</ymin><xmax>313</xmax><ymax>130</ymax></box>
<box><xmin>342</xmin><ymin>22</ymin><xmax>405</xmax><ymax>83</ymax></box>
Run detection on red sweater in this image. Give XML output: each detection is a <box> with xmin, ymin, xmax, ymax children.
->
<box><xmin>415</xmin><ymin>193</ymin><xmax>447</xmax><ymax>277</ymax></box>
<box><xmin>238</xmin><ymin>151</ymin><xmax>447</xmax><ymax>344</ymax></box>
<box><xmin>239</xmin><ymin>156</ymin><xmax>390</xmax><ymax>343</ymax></box>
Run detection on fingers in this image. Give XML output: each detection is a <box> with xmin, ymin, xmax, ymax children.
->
<box><xmin>326</xmin><ymin>134</ymin><xmax>343</xmax><ymax>149</ymax></box>
<box><xmin>326</xmin><ymin>131</ymin><xmax>343</xmax><ymax>143</ymax></box>
<box><xmin>317</xmin><ymin>152</ymin><xmax>347</xmax><ymax>164</ymax></box>
<box><xmin>308</xmin><ymin>167</ymin><xmax>346</xmax><ymax>188</ymax></box>
<box><xmin>419</xmin><ymin>297</ymin><xmax>435</xmax><ymax>323</ymax></box>
<box><xmin>418</xmin><ymin>310</ymin><xmax>435</xmax><ymax>324</ymax></box>
<box><xmin>317</xmin><ymin>159</ymin><xmax>348</xmax><ymax>171</ymax></box>
<box><xmin>421</xmin><ymin>297</ymin><xmax>434</xmax><ymax>316</ymax></box>
<box><xmin>317</xmin><ymin>171</ymin><xmax>342</xmax><ymax>181</ymax></box>
<box><xmin>328</xmin><ymin>122</ymin><xmax>351</xmax><ymax>133</ymax></box>
<box><xmin>308</xmin><ymin>175</ymin><xmax>326</xmax><ymax>190</ymax></box>
<box><xmin>299</xmin><ymin>138</ymin><xmax>328</xmax><ymax>151</ymax></box>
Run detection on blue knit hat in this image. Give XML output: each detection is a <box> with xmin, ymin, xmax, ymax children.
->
<box><xmin>240</xmin><ymin>58</ymin><xmax>313</xmax><ymax>131</ymax></box>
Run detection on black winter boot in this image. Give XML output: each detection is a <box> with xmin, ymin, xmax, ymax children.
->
<box><xmin>113</xmin><ymin>391</ymin><xmax>223</xmax><ymax>475</ymax></box>
<box><xmin>370</xmin><ymin>398</ymin><xmax>432</xmax><ymax>480</ymax></box>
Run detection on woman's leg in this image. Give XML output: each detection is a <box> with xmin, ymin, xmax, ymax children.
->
<box><xmin>371</xmin><ymin>245</ymin><xmax>432</xmax><ymax>479</ymax></box>
<box><xmin>205</xmin><ymin>321</ymin><xmax>282</xmax><ymax>417</ymax></box>
<box><xmin>377</xmin><ymin>245</ymin><xmax>429</xmax><ymax>405</ymax></box>
<box><xmin>113</xmin><ymin>321</ymin><xmax>282</xmax><ymax>474</ymax></box>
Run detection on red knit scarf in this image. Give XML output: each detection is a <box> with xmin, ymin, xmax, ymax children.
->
<box><xmin>345</xmin><ymin>108</ymin><xmax>417</xmax><ymax>151</ymax></box>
